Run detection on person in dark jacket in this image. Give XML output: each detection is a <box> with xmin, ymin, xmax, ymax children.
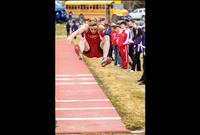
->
<box><xmin>56</xmin><ymin>11</ymin><xmax>61</xmax><ymax>23</ymax></box>
<box><xmin>66</xmin><ymin>20</ymin><xmax>71</xmax><ymax>37</ymax></box>
<box><xmin>71</xmin><ymin>21</ymin><xmax>78</xmax><ymax>32</ymax></box>
<box><xmin>128</xmin><ymin>19</ymin><xmax>137</xmax><ymax>67</ymax></box>
<box><xmin>131</xmin><ymin>28</ymin><xmax>144</xmax><ymax>72</ymax></box>
<box><xmin>138</xmin><ymin>27</ymin><xmax>146</xmax><ymax>85</ymax></box>
<box><xmin>71</xmin><ymin>21</ymin><xmax>78</xmax><ymax>39</ymax></box>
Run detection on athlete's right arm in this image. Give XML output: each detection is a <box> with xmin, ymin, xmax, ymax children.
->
<box><xmin>67</xmin><ymin>24</ymin><xmax>89</xmax><ymax>42</ymax></box>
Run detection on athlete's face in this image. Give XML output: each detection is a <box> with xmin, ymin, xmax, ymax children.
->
<box><xmin>89</xmin><ymin>26</ymin><xmax>98</xmax><ymax>34</ymax></box>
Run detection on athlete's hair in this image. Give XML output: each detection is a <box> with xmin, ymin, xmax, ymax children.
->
<box><xmin>89</xmin><ymin>17</ymin><xmax>97</xmax><ymax>22</ymax></box>
<box><xmin>88</xmin><ymin>20</ymin><xmax>98</xmax><ymax>26</ymax></box>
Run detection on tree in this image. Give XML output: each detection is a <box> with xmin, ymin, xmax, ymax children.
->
<box><xmin>122</xmin><ymin>0</ymin><xmax>145</xmax><ymax>12</ymax></box>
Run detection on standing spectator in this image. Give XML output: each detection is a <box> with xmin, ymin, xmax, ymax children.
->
<box><xmin>71</xmin><ymin>21</ymin><xmax>78</xmax><ymax>32</ymax></box>
<box><xmin>56</xmin><ymin>11</ymin><xmax>61</xmax><ymax>23</ymax></box>
<box><xmin>117</xmin><ymin>20</ymin><xmax>130</xmax><ymax>69</ymax></box>
<box><xmin>61</xmin><ymin>10</ymin><xmax>67</xmax><ymax>23</ymax></box>
<box><xmin>79</xmin><ymin>17</ymin><xmax>84</xmax><ymax>25</ymax></box>
<box><xmin>66</xmin><ymin>20</ymin><xmax>71</xmax><ymax>37</ymax></box>
<box><xmin>79</xmin><ymin>14</ymin><xmax>84</xmax><ymax>25</ymax></box>
<box><xmin>138</xmin><ymin>26</ymin><xmax>146</xmax><ymax>85</ymax></box>
<box><xmin>71</xmin><ymin>21</ymin><xmax>78</xmax><ymax>39</ymax></box>
<box><xmin>128</xmin><ymin>19</ymin><xmax>137</xmax><ymax>67</ymax></box>
<box><xmin>110</xmin><ymin>23</ymin><xmax>121</xmax><ymax>66</ymax></box>
<box><xmin>124</xmin><ymin>19</ymin><xmax>134</xmax><ymax>67</ymax></box>
<box><xmin>131</xmin><ymin>28</ymin><xmax>144</xmax><ymax>72</ymax></box>
<box><xmin>68</xmin><ymin>11</ymin><xmax>73</xmax><ymax>23</ymax></box>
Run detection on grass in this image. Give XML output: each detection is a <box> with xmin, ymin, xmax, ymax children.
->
<box><xmin>83</xmin><ymin>57</ymin><xmax>145</xmax><ymax>130</ymax></box>
<box><xmin>56</xmin><ymin>24</ymin><xmax>145</xmax><ymax>131</ymax></box>
<box><xmin>55</xmin><ymin>23</ymin><xmax>67</xmax><ymax>36</ymax></box>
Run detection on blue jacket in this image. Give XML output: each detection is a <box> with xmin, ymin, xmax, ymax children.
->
<box><xmin>105</xmin><ymin>27</ymin><xmax>111</xmax><ymax>36</ymax></box>
<box><xmin>56</xmin><ymin>12</ymin><xmax>61</xmax><ymax>20</ymax></box>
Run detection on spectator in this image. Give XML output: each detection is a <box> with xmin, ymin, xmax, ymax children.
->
<box><xmin>68</xmin><ymin>11</ymin><xmax>73</xmax><ymax>23</ymax></box>
<box><xmin>66</xmin><ymin>20</ymin><xmax>71</xmax><ymax>37</ymax></box>
<box><xmin>138</xmin><ymin>26</ymin><xmax>146</xmax><ymax>85</ymax></box>
<box><xmin>128</xmin><ymin>19</ymin><xmax>137</xmax><ymax>67</ymax></box>
<box><xmin>110</xmin><ymin>23</ymin><xmax>122</xmax><ymax>66</ymax></box>
<box><xmin>56</xmin><ymin>11</ymin><xmax>61</xmax><ymax>23</ymax></box>
<box><xmin>117</xmin><ymin>20</ymin><xmax>130</xmax><ymax>69</ymax></box>
<box><xmin>71</xmin><ymin>21</ymin><xmax>78</xmax><ymax>39</ymax></box>
<box><xmin>131</xmin><ymin>28</ymin><xmax>144</xmax><ymax>72</ymax></box>
<box><xmin>61</xmin><ymin>10</ymin><xmax>67</xmax><ymax>23</ymax></box>
<box><xmin>71</xmin><ymin>21</ymin><xmax>78</xmax><ymax>32</ymax></box>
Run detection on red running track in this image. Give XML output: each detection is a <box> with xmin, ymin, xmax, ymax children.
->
<box><xmin>55</xmin><ymin>39</ymin><xmax>129</xmax><ymax>134</ymax></box>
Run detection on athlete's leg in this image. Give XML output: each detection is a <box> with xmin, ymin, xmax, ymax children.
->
<box><xmin>74</xmin><ymin>36</ymin><xmax>90</xmax><ymax>60</ymax></box>
<box><xmin>100</xmin><ymin>35</ymin><xmax>110</xmax><ymax>58</ymax></box>
<box><xmin>79</xmin><ymin>37</ymin><xmax>90</xmax><ymax>52</ymax></box>
<box><xmin>100</xmin><ymin>35</ymin><xmax>112</xmax><ymax>67</ymax></box>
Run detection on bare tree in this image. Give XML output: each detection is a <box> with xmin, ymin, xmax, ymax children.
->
<box><xmin>122</xmin><ymin>0</ymin><xmax>145</xmax><ymax>12</ymax></box>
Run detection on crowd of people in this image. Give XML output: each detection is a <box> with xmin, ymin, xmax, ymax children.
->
<box><xmin>66</xmin><ymin>17</ymin><xmax>146</xmax><ymax>85</ymax></box>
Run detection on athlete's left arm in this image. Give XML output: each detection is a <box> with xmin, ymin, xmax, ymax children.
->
<box><xmin>67</xmin><ymin>23</ymin><xmax>89</xmax><ymax>43</ymax></box>
<box><xmin>98</xmin><ymin>24</ymin><xmax>105</xmax><ymax>34</ymax></box>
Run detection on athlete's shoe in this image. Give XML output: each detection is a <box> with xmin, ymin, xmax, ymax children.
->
<box><xmin>74</xmin><ymin>45</ymin><xmax>82</xmax><ymax>60</ymax></box>
<box><xmin>101</xmin><ymin>57</ymin><xmax>112</xmax><ymax>67</ymax></box>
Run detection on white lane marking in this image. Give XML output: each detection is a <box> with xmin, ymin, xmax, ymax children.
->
<box><xmin>56</xmin><ymin>99</ymin><xmax>109</xmax><ymax>102</ymax></box>
<box><xmin>56</xmin><ymin>82</ymin><xmax>97</xmax><ymax>85</ymax></box>
<box><xmin>56</xmin><ymin>107</ymin><xmax>114</xmax><ymax>110</ymax></box>
<box><xmin>130</xmin><ymin>130</ymin><xmax>145</xmax><ymax>133</ymax></box>
<box><xmin>56</xmin><ymin>117</ymin><xmax>121</xmax><ymax>121</ymax></box>
<box><xmin>55</xmin><ymin>78</ymin><xmax>94</xmax><ymax>80</ymax></box>
<box><xmin>56</xmin><ymin>74</ymin><xmax>92</xmax><ymax>77</ymax></box>
<box><xmin>55</xmin><ymin>89</ymin><xmax>98</xmax><ymax>91</ymax></box>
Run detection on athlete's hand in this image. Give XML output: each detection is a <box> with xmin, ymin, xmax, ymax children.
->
<box><xmin>98</xmin><ymin>24</ymin><xmax>105</xmax><ymax>33</ymax></box>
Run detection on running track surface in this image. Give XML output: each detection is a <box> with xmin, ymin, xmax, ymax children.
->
<box><xmin>56</xmin><ymin>39</ymin><xmax>129</xmax><ymax>134</ymax></box>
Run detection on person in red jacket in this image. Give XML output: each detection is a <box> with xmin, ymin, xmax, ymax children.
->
<box><xmin>117</xmin><ymin>20</ymin><xmax>130</xmax><ymax>69</ymax></box>
<box><xmin>67</xmin><ymin>18</ymin><xmax>112</xmax><ymax>67</ymax></box>
<box><xmin>110</xmin><ymin>23</ymin><xmax>122</xmax><ymax>66</ymax></box>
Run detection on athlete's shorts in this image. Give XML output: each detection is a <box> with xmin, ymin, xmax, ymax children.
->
<box><xmin>83</xmin><ymin>43</ymin><xmax>103</xmax><ymax>58</ymax></box>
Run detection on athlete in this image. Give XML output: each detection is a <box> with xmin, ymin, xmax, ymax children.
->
<box><xmin>67</xmin><ymin>18</ymin><xmax>112</xmax><ymax>67</ymax></box>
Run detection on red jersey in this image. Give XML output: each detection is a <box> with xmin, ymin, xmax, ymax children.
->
<box><xmin>111</xmin><ymin>31</ymin><xmax>118</xmax><ymax>45</ymax></box>
<box><xmin>117</xmin><ymin>29</ymin><xmax>128</xmax><ymax>46</ymax></box>
<box><xmin>84</xmin><ymin>30</ymin><xmax>101</xmax><ymax>45</ymax></box>
<box><xmin>82</xmin><ymin>30</ymin><xmax>103</xmax><ymax>58</ymax></box>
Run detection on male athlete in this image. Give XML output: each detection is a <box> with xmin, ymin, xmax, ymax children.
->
<box><xmin>67</xmin><ymin>18</ymin><xmax>112</xmax><ymax>67</ymax></box>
